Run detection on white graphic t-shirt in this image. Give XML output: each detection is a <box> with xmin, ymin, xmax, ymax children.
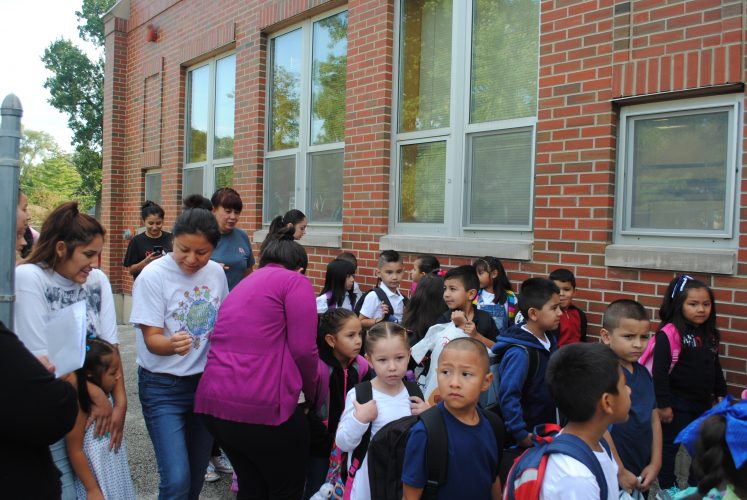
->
<box><xmin>14</xmin><ymin>264</ymin><xmax>118</xmax><ymax>356</ymax></box>
<box><xmin>130</xmin><ymin>253</ymin><xmax>228</xmax><ymax>376</ymax></box>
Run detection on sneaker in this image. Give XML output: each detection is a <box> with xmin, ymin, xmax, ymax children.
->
<box><xmin>204</xmin><ymin>462</ymin><xmax>220</xmax><ymax>482</ymax></box>
<box><xmin>211</xmin><ymin>452</ymin><xmax>234</xmax><ymax>474</ymax></box>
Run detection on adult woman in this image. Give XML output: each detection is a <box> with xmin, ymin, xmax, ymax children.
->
<box><xmin>130</xmin><ymin>198</ymin><xmax>228</xmax><ymax>500</ymax></box>
<box><xmin>210</xmin><ymin>187</ymin><xmax>255</xmax><ymax>290</ymax></box>
<box><xmin>14</xmin><ymin>201</ymin><xmax>125</xmax><ymax>500</ymax></box>
<box><xmin>261</xmin><ymin>209</ymin><xmax>307</xmax><ymax>254</ymax></box>
<box><xmin>123</xmin><ymin>200</ymin><xmax>173</xmax><ymax>279</ymax></box>
<box><xmin>196</xmin><ymin>226</ymin><xmax>326</xmax><ymax>500</ymax></box>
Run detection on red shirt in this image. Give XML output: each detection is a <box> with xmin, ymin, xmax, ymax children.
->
<box><xmin>557</xmin><ymin>307</ymin><xmax>582</xmax><ymax>346</ymax></box>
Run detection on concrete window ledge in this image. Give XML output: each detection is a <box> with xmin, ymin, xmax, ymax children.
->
<box><xmin>379</xmin><ymin>234</ymin><xmax>533</xmax><ymax>261</ymax></box>
<box><xmin>605</xmin><ymin>244</ymin><xmax>737</xmax><ymax>275</ymax></box>
<box><xmin>252</xmin><ymin>228</ymin><xmax>342</xmax><ymax>249</ymax></box>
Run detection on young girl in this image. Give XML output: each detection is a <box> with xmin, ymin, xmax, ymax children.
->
<box><xmin>336</xmin><ymin>251</ymin><xmax>362</xmax><ymax>297</ymax></box>
<box><xmin>67</xmin><ymin>339</ymin><xmax>135</xmax><ymax>500</ymax></box>
<box><xmin>317</xmin><ymin>259</ymin><xmax>358</xmax><ymax>314</ymax></box>
<box><xmin>473</xmin><ymin>256</ymin><xmax>517</xmax><ymax>334</ymax></box>
<box><xmin>409</xmin><ymin>254</ymin><xmax>440</xmax><ymax>295</ymax></box>
<box><xmin>130</xmin><ymin>198</ymin><xmax>229</xmax><ymax>499</ymax></box>
<box><xmin>336</xmin><ymin>322</ymin><xmax>429</xmax><ymax>500</ymax></box>
<box><xmin>307</xmin><ymin>309</ymin><xmax>370</xmax><ymax>498</ymax></box>
<box><xmin>652</xmin><ymin>275</ymin><xmax>727</xmax><ymax>490</ymax></box>
<box><xmin>402</xmin><ymin>274</ymin><xmax>448</xmax><ymax>346</ymax></box>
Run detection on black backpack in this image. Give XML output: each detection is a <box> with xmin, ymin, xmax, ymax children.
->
<box><xmin>367</xmin><ymin>405</ymin><xmax>505</xmax><ymax>500</ymax></box>
<box><xmin>480</xmin><ymin>343</ymin><xmax>540</xmax><ymax>414</ymax></box>
<box><xmin>353</xmin><ymin>287</ymin><xmax>409</xmax><ymax>324</ymax></box>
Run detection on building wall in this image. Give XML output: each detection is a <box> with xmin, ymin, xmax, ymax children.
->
<box><xmin>103</xmin><ymin>0</ymin><xmax>747</xmax><ymax>394</ymax></box>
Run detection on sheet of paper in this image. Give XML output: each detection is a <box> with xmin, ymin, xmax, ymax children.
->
<box><xmin>46</xmin><ymin>300</ymin><xmax>87</xmax><ymax>377</ymax></box>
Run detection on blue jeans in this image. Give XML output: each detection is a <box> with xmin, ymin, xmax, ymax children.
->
<box><xmin>50</xmin><ymin>438</ymin><xmax>76</xmax><ymax>500</ymax></box>
<box><xmin>139</xmin><ymin>367</ymin><xmax>213</xmax><ymax>500</ymax></box>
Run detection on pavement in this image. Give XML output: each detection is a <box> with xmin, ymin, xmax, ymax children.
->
<box><xmin>118</xmin><ymin>324</ymin><xmax>234</xmax><ymax>499</ymax></box>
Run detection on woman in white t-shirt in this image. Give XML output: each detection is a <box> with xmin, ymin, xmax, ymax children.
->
<box><xmin>14</xmin><ymin>201</ymin><xmax>124</xmax><ymax>500</ymax></box>
<box><xmin>130</xmin><ymin>198</ymin><xmax>228</xmax><ymax>500</ymax></box>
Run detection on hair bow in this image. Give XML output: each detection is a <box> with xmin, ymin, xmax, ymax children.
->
<box><xmin>671</xmin><ymin>274</ymin><xmax>694</xmax><ymax>298</ymax></box>
<box><xmin>674</xmin><ymin>395</ymin><xmax>747</xmax><ymax>469</ymax></box>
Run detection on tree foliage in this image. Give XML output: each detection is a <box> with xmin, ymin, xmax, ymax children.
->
<box><xmin>19</xmin><ymin>129</ymin><xmax>60</xmax><ymax>177</ymax></box>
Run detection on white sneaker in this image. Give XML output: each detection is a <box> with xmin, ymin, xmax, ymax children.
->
<box><xmin>204</xmin><ymin>462</ymin><xmax>220</xmax><ymax>482</ymax></box>
<box><xmin>210</xmin><ymin>452</ymin><xmax>234</xmax><ymax>474</ymax></box>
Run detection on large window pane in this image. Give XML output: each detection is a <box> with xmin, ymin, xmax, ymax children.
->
<box><xmin>214</xmin><ymin>55</ymin><xmax>235</xmax><ymax>159</ymax></box>
<box><xmin>309</xmin><ymin>151</ymin><xmax>343</xmax><ymax>222</ymax></box>
<box><xmin>470</xmin><ymin>0</ymin><xmax>539</xmax><ymax>123</ymax></box>
<box><xmin>311</xmin><ymin>12</ymin><xmax>347</xmax><ymax>145</ymax></box>
<box><xmin>399</xmin><ymin>142</ymin><xmax>446</xmax><ymax>223</ymax></box>
<box><xmin>270</xmin><ymin>30</ymin><xmax>303</xmax><ymax>151</ymax></box>
<box><xmin>630</xmin><ymin>111</ymin><xmax>728</xmax><ymax>231</ymax></box>
<box><xmin>183</xmin><ymin>167</ymin><xmax>204</xmax><ymax>197</ymax></box>
<box><xmin>145</xmin><ymin>172</ymin><xmax>162</xmax><ymax>204</ymax></box>
<box><xmin>215</xmin><ymin>165</ymin><xmax>233</xmax><ymax>189</ymax></box>
<box><xmin>265</xmin><ymin>156</ymin><xmax>296</xmax><ymax>221</ymax></box>
<box><xmin>467</xmin><ymin>130</ymin><xmax>532</xmax><ymax>226</ymax></box>
<box><xmin>398</xmin><ymin>0</ymin><xmax>452</xmax><ymax>133</ymax></box>
<box><xmin>187</xmin><ymin>65</ymin><xmax>209</xmax><ymax>162</ymax></box>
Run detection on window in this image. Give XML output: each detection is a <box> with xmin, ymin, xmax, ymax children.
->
<box><xmin>144</xmin><ymin>170</ymin><xmax>162</xmax><ymax>204</ymax></box>
<box><xmin>265</xmin><ymin>9</ymin><xmax>347</xmax><ymax>224</ymax></box>
<box><xmin>615</xmin><ymin>94</ymin><xmax>741</xmax><ymax>247</ymax></box>
<box><xmin>392</xmin><ymin>0</ymin><xmax>540</xmax><ymax>236</ymax></box>
<box><xmin>184</xmin><ymin>53</ymin><xmax>235</xmax><ymax>197</ymax></box>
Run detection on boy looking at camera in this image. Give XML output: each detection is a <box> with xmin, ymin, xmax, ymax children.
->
<box><xmin>358</xmin><ymin>250</ymin><xmax>407</xmax><ymax>328</ymax></box>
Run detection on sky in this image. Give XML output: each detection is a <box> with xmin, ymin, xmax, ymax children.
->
<box><xmin>0</xmin><ymin>0</ymin><xmax>101</xmax><ymax>152</ymax></box>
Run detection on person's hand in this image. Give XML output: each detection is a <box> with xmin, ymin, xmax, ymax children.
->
<box><xmin>451</xmin><ymin>310</ymin><xmax>467</xmax><ymax>328</ymax></box>
<box><xmin>638</xmin><ymin>463</ymin><xmax>660</xmax><ymax>491</ymax></box>
<box><xmin>87</xmin><ymin>384</ymin><xmax>113</xmax><ymax>437</ymax></box>
<box><xmin>462</xmin><ymin>320</ymin><xmax>477</xmax><ymax>338</ymax></box>
<box><xmin>377</xmin><ymin>304</ymin><xmax>390</xmax><ymax>322</ymax></box>
<box><xmin>657</xmin><ymin>407</ymin><xmax>673</xmax><ymax>424</ymax></box>
<box><xmin>216</xmin><ymin>262</ymin><xmax>230</xmax><ymax>271</ymax></box>
<box><xmin>518</xmin><ymin>433</ymin><xmax>533</xmax><ymax>448</ymax></box>
<box><xmin>109</xmin><ymin>405</ymin><xmax>126</xmax><ymax>451</ymax></box>
<box><xmin>617</xmin><ymin>467</ymin><xmax>639</xmax><ymax>492</ymax></box>
<box><xmin>171</xmin><ymin>332</ymin><xmax>193</xmax><ymax>356</ymax></box>
<box><xmin>409</xmin><ymin>396</ymin><xmax>430</xmax><ymax>416</ymax></box>
<box><xmin>35</xmin><ymin>355</ymin><xmax>56</xmax><ymax>374</ymax></box>
<box><xmin>353</xmin><ymin>399</ymin><xmax>378</xmax><ymax>423</ymax></box>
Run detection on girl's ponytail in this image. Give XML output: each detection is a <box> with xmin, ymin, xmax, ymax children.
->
<box><xmin>692</xmin><ymin>415</ymin><xmax>732</xmax><ymax>494</ymax></box>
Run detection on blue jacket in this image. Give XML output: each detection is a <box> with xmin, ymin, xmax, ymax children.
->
<box><xmin>494</xmin><ymin>324</ymin><xmax>558</xmax><ymax>443</ymax></box>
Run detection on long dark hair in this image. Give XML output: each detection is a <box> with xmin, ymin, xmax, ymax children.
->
<box><xmin>692</xmin><ymin>414</ymin><xmax>747</xmax><ymax>495</ymax></box>
<box><xmin>321</xmin><ymin>259</ymin><xmax>357</xmax><ymax>308</ymax></box>
<box><xmin>660</xmin><ymin>275</ymin><xmax>719</xmax><ymax>346</ymax></box>
<box><xmin>74</xmin><ymin>338</ymin><xmax>116</xmax><ymax>414</ymax></box>
<box><xmin>402</xmin><ymin>274</ymin><xmax>448</xmax><ymax>344</ymax></box>
<box><xmin>473</xmin><ymin>256</ymin><xmax>512</xmax><ymax>304</ymax></box>
<box><xmin>317</xmin><ymin>308</ymin><xmax>358</xmax><ymax>357</ymax></box>
<box><xmin>259</xmin><ymin>225</ymin><xmax>308</xmax><ymax>271</ymax></box>
<box><xmin>261</xmin><ymin>209</ymin><xmax>307</xmax><ymax>254</ymax></box>
<box><xmin>140</xmin><ymin>200</ymin><xmax>165</xmax><ymax>220</ymax></box>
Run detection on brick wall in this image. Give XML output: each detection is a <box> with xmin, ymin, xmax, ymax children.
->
<box><xmin>103</xmin><ymin>0</ymin><xmax>747</xmax><ymax>394</ymax></box>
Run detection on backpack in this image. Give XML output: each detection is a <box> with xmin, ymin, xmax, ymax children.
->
<box><xmin>639</xmin><ymin>323</ymin><xmax>681</xmax><ymax>376</ymax></box>
<box><xmin>354</xmin><ymin>287</ymin><xmax>409</xmax><ymax>324</ymax></box>
<box><xmin>367</xmin><ymin>405</ymin><xmax>505</xmax><ymax>500</ymax></box>
<box><xmin>480</xmin><ymin>343</ymin><xmax>540</xmax><ymax>414</ymax></box>
<box><xmin>504</xmin><ymin>424</ymin><xmax>612</xmax><ymax>500</ymax></box>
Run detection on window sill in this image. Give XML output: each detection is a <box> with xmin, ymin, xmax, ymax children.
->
<box><xmin>379</xmin><ymin>234</ymin><xmax>533</xmax><ymax>260</ymax></box>
<box><xmin>252</xmin><ymin>228</ymin><xmax>342</xmax><ymax>249</ymax></box>
<box><xmin>604</xmin><ymin>244</ymin><xmax>737</xmax><ymax>275</ymax></box>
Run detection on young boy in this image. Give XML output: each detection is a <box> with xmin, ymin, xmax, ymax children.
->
<box><xmin>541</xmin><ymin>343</ymin><xmax>630</xmax><ymax>499</ymax></box>
<box><xmin>402</xmin><ymin>338</ymin><xmax>503</xmax><ymax>499</ymax></box>
<box><xmin>600</xmin><ymin>299</ymin><xmax>662</xmax><ymax>494</ymax></box>
<box><xmin>548</xmin><ymin>268</ymin><xmax>588</xmax><ymax>347</ymax></box>
<box><xmin>436</xmin><ymin>265</ymin><xmax>500</xmax><ymax>348</ymax></box>
<box><xmin>495</xmin><ymin>278</ymin><xmax>561</xmax><ymax>449</ymax></box>
<box><xmin>358</xmin><ymin>250</ymin><xmax>406</xmax><ymax>328</ymax></box>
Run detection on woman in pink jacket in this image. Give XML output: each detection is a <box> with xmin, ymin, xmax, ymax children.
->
<box><xmin>195</xmin><ymin>227</ymin><xmax>327</xmax><ymax>500</ymax></box>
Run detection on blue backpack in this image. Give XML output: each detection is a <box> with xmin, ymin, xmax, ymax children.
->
<box><xmin>504</xmin><ymin>424</ymin><xmax>612</xmax><ymax>500</ymax></box>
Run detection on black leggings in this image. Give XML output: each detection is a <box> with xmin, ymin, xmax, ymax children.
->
<box><xmin>203</xmin><ymin>407</ymin><xmax>310</xmax><ymax>500</ymax></box>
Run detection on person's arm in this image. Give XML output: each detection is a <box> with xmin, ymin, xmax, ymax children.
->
<box><xmin>335</xmin><ymin>390</ymin><xmax>371</xmax><ymax>452</ymax></box>
<box><xmin>139</xmin><ymin>325</ymin><xmax>192</xmax><ymax>355</ymax></box>
<box><xmin>639</xmin><ymin>409</ymin><xmax>662</xmax><ymax>491</ymax></box>
<box><xmin>604</xmin><ymin>429</ymin><xmax>638</xmax><ymax>492</ymax></box>
<box><xmin>243</xmin><ymin>230</ymin><xmax>255</xmax><ymax>277</ymax></box>
<box><xmin>497</xmin><ymin>348</ymin><xmax>532</xmax><ymax>446</ymax></box>
<box><xmin>403</xmin><ymin>484</ymin><xmax>423</xmax><ymax>500</ymax></box>
<box><xmin>126</xmin><ymin>253</ymin><xmax>160</xmax><ymax>277</ymax></box>
<box><xmin>359</xmin><ymin>293</ymin><xmax>386</xmax><ymax>329</ymax></box>
<box><xmin>491</xmin><ymin>476</ymin><xmax>502</xmax><ymax>500</ymax></box>
<box><xmin>652</xmin><ymin>331</ymin><xmax>673</xmax><ymax>423</ymax></box>
<box><xmin>109</xmin><ymin>348</ymin><xmax>127</xmax><ymax>450</ymax></box>
<box><xmin>65</xmin><ymin>410</ymin><xmax>105</xmax><ymax>500</ymax></box>
<box><xmin>401</xmin><ymin>422</ymin><xmax>428</xmax><ymax>499</ymax></box>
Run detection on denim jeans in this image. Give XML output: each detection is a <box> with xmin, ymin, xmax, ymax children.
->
<box><xmin>138</xmin><ymin>367</ymin><xmax>213</xmax><ymax>500</ymax></box>
<box><xmin>50</xmin><ymin>438</ymin><xmax>76</xmax><ymax>500</ymax></box>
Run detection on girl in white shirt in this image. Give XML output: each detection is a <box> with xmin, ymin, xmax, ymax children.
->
<box><xmin>316</xmin><ymin>259</ymin><xmax>357</xmax><ymax>314</ymax></box>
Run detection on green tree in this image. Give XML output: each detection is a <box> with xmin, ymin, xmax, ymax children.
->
<box><xmin>22</xmin><ymin>155</ymin><xmax>83</xmax><ymax>220</ymax></box>
<box><xmin>19</xmin><ymin>128</ymin><xmax>60</xmax><ymax>178</ymax></box>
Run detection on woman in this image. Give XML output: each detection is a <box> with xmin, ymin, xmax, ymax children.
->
<box><xmin>123</xmin><ymin>200</ymin><xmax>173</xmax><ymax>279</ymax></box>
<box><xmin>15</xmin><ymin>189</ymin><xmax>30</xmax><ymax>263</ymax></box>
<box><xmin>196</xmin><ymin>226</ymin><xmax>326</xmax><ymax>500</ymax></box>
<box><xmin>210</xmin><ymin>187</ymin><xmax>255</xmax><ymax>291</ymax></box>
<box><xmin>14</xmin><ymin>201</ymin><xmax>126</xmax><ymax>500</ymax></box>
<box><xmin>130</xmin><ymin>198</ymin><xmax>229</xmax><ymax>500</ymax></box>
<box><xmin>261</xmin><ymin>209</ymin><xmax>307</xmax><ymax>254</ymax></box>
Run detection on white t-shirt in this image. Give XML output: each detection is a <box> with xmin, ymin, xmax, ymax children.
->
<box><xmin>130</xmin><ymin>254</ymin><xmax>228</xmax><ymax>376</ymax></box>
<box><xmin>358</xmin><ymin>283</ymin><xmax>405</xmax><ymax>323</ymax></box>
<box><xmin>14</xmin><ymin>264</ymin><xmax>118</xmax><ymax>356</ymax></box>
<box><xmin>316</xmin><ymin>293</ymin><xmax>355</xmax><ymax>314</ymax></box>
<box><xmin>335</xmin><ymin>385</ymin><xmax>412</xmax><ymax>500</ymax></box>
<box><xmin>522</xmin><ymin>325</ymin><xmax>552</xmax><ymax>351</ymax></box>
<box><xmin>539</xmin><ymin>442</ymin><xmax>619</xmax><ymax>500</ymax></box>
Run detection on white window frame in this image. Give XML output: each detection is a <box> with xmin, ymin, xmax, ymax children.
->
<box><xmin>264</xmin><ymin>6</ymin><xmax>347</xmax><ymax>227</ymax></box>
<box><xmin>389</xmin><ymin>0</ymin><xmax>538</xmax><ymax>240</ymax></box>
<box><xmin>183</xmin><ymin>52</ymin><xmax>235</xmax><ymax>197</ymax></box>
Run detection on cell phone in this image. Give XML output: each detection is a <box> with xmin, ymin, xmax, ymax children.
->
<box><xmin>153</xmin><ymin>246</ymin><xmax>163</xmax><ymax>256</ymax></box>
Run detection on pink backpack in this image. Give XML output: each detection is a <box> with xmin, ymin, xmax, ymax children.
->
<box><xmin>639</xmin><ymin>323</ymin><xmax>681</xmax><ymax>375</ymax></box>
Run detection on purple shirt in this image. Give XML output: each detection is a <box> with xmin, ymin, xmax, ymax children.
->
<box><xmin>195</xmin><ymin>264</ymin><xmax>327</xmax><ymax>425</ymax></box>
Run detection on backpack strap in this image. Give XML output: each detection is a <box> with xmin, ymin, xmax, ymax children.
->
<box><xmin>346</xmin><ymin>381</ymin><xmax>374</xmax><ymax>482</ymax></box>
<box><xmin>419</xmin><ymin>407</ymin><xmax>448</xmax><ymax>495</ymax></box>
<box><xmin>353</xmin><ymin>290</ymin><xmax>371</xmax><ymax>315</ymax></box>
<box><xmin>482</xmin><ymin>410</ymin><xmax>505</xmax><ymax>476</ymax></box>
<box><xmin>404</xmin><ymin>380</ymin><xmax>424</xmax><ymax>400</ymax></box>
<box><xmin>373</xmin><ymin>287</ymin><xmax>396</xmax><ymax>319</ymax></box>
<box><xmin>547</xmin><ymin>434</ymin><xmax>610</xmax><ymax>500</ymax></box>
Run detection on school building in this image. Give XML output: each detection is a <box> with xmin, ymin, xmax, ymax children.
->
<box><xmin>101</xmin><ymin>0</ymin><xmax>747</xmax><ymax>394</ymax></box>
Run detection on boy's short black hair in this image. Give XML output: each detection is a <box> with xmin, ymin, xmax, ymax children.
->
<box><xmin>549</xmin><ymin>268</ymin><xmax>576</xmax><ymax>288</ymax></box>
<box><xmin>441</xmin><ymin>337</ymin><xmax>489</xmax><ymax>373</ymax></box>
<box><xmin>443</xmin><ymin>265</ymin><xmax>480</xmax><ymax>293</ymax></box>
<box><xmin>602</xmin><ymin>299</ymin><xmax>649</xmax><ymax>332</ymax></box>
<box><xmin>378</xmin><ymin>249</ymin><xmax>402</xmax><ymax>268</ymax></box>
<box><xmin>517</xmin><ymin>278</ymin><xmax>560</xmax><ymax>317</ymax></box>
<box><xmin>546</xmin><ymin>343</ymin><xmax>621</xmax><ymax>422</ymax></box>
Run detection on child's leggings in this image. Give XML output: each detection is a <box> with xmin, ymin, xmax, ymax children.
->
<box><xmin>658</xmin><ymin>395</ymin><xmax>710</xmax><ymax>489</ymax></box>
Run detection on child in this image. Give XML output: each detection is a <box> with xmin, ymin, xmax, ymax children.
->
<box><xmin>336</xmin><ymin>251</ymin><xmax>362</xmax><ymax>297</ymax></box>
<box><xmin>540</xmin><ymin>343</ymin><xmax>629</xmax><ymax>499</ymax></box>
<box><xmin>495</xmin><ymin>278</ymin><xmax>560</xmax><ymax>449</ymax></box>
<box><xmin>402</xmin><ymin>337</ymin><xmax>503</xmax><ymax>499</ymax></box>
<box><xmin>548</xmin><ymin>268</ymin><xmax>587</xmax><ymax>346</ymax></box>
<box><xmin>402</xmin><ymin>274</ymin><xmax>448</xmax><ymax>346</ymax></box>
<box><xmin>336</xmin><ymin>322</ymin><xmax>429</xmax><ymax>500</ymax></box>
<box><xmin>317</xmin><ymin>259</ymin><xmax>358</xmax><ymax>314</ymax></box>
<box><xmin>409</xmin><ymin>254</ymin><xmax>440</xmax><ymax>295</ymax></box>
<box><xmin>600</xmin><ymin>300</ymin><xmax>662</xmax><ymax>494</ymax></box>
<box><xmin>358</xmin><ymin>250</ymin><xmax>407</xmax><ymax>328</ymax></box>
<box><xmin>66</xmin><ymin>338</ymin><xmax>136</xmax><ymax>500</ymax></box>
<box><xmin>436</xmin><ymin>265</ymin><xmax>499</xmax><ymax>348</ymax></box>
<box><xmin>473</xmin><ymin>256</ymin><xmax>517</xmax><ymax>334</ymax></box>
<box><xmin>652</xmin><ymin>275</ymin><xmax>727</xmax><ymax>490</ymax></box>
